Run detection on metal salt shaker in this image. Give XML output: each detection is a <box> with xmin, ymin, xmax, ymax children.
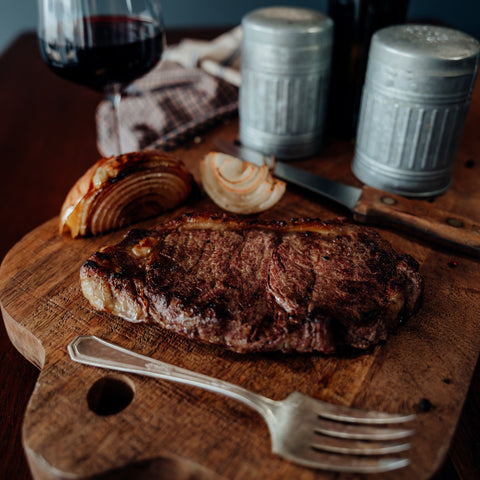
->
<box><xmin>239</xmin><ymin>7</ymin><xmax>333</xmax><ymax>159</ymax></box>
<box><xmin>352</xmin><ymin>24</ymin><xmax>480</xmax><ymax>197</ymax></box>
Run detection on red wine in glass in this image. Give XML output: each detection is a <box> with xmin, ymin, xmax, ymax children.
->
<box><xmin>37</xmin><ymin>1</ymin><xmax>165</xmax><ymax>155</ymax></box>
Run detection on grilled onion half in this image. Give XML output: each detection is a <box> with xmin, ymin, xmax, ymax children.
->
<box><xmin>200</xmin><ymin>151</ymin><xmax>286</xmax><ymax>214</ymax></box>
<box><xmin>60</xmin><ymin>151</ymin><xmax>193</xmax><ymax>238</ymax></box>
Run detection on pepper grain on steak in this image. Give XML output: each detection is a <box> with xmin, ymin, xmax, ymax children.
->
<box><xmin>80</xmin><ymin>213</ymin><xmax>424</xmax><ymax>353</ymax></box>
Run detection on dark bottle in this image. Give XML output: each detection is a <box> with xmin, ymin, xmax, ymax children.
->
<box><xmin>327</xmin><ymin>0</ymin><xmax>409</xmax><ymax>140</ymax></box>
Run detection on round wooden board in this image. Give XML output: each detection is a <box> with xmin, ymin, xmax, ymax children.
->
<box><xmin>1</xmin><ymin>193</ymin><xmax>480</xmax><ymax>479</ymax></box>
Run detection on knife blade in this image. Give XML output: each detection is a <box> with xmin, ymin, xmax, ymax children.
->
<box><xmin>215</xmin><ymin>138</ymin><xmax>480</xmax><ymax>258</ymax></box>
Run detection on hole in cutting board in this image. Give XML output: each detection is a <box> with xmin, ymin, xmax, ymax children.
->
<box><xmin>87</xmin><ymin>375</ymin><xmax>134</xmax><ymax>416</ymax></box>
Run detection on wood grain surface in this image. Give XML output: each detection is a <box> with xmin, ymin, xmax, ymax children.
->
<box><xmin>1</xmin><ymin>32</ymin><xmax>480</xmax><ymax>480</ymax></box>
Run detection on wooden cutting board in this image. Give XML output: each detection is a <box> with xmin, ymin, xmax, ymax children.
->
<box><xmin>2</xmin><ymin>123</ymin><xmax>480</xmax><ymax>480</ymax></box>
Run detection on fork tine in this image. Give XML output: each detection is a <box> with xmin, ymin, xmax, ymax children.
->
<box><xmin>315</xmin><ymin>418</ymin><xmax>414</xmax><ymax>441</ymax></box>
<box><xmin>281</xmin><ymin>447</ymin><xmax>410</xmax><ymax>473</ymax></box>
<box><xmin>310</xmin><ymin>433</ymin><xmax>412</xmax><ymax>455</ymax></box>
<box><xmin>310</xmin><ymin>397</ymin><xmax>416</xmax><ymax>424</ymax></box>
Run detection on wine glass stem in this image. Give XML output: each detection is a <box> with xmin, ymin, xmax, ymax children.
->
<box><xmin>107</xmin><ymin>92</ymin><xmax>123</xmax><ymax>155</ymax></box>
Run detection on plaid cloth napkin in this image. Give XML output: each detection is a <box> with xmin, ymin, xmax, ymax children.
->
<box><xmin>96</xmin><ymin>27</ymin><xmax>241</xmax><ymax>156</ymax></box>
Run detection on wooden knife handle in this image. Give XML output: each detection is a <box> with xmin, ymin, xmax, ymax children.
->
<box><xmin>353</xmin><ymin>186</ymin><xmax>480</xmax><ymax>258</ymax></box>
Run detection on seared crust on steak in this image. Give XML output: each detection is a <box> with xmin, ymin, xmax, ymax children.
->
<box><xmin>80</xmin><ymin>213</ymin><xmax>424</xmax><ymax>353</ymax></box>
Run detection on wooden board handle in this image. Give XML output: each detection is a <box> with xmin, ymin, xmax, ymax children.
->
<box><xmin>353</xmin><ymin>186</ymin><xmax>480</xmax><ymax>258</ymax></box>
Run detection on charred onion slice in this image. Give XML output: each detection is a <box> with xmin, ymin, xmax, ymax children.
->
<box><xmin>200</xmin><ymin>151</ymin><xmax>286</xmax><ymax>214</ymax></box>
<box><xmin>60</xmin><ymin>151</ymin><xmax>193</xmax><ymax>237</ymax></box>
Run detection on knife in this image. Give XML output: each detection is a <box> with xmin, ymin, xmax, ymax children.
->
<box><xmin>215</xmin><ymin>138</ymin><xmax>480</xmax><ymax>258</ymax></box>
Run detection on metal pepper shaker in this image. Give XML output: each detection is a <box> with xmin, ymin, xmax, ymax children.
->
<box><xmin>239</xmin><ymin>7</ymin><xmax>333</xmax><ymax>159</ymax></box>
<box><xmin>352</xmin><ymin>24</ymin><xmax>480</xmax><ymax>197</ymax></box>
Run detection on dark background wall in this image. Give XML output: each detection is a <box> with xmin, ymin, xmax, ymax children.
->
<box><xmin>0</xmin><ymin>0</ymin><xmax>478</xmax><ymax>54</ymax></box>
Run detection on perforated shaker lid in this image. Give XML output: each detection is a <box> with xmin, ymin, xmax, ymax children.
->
<box><xmin>242</xmin><ymin>7</ymin><xmax>333</xmax><ymax>48</ymax></box>
<box><xmin>370</xmin><ymin>24</ymin><xmax>480</xmax><ymax>75</ymax></box>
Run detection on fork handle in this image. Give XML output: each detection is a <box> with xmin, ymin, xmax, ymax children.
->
<box><xmin>68</xmin><ymin>335</ymin><xmax>275</xmax><ymax>419</ymax></box>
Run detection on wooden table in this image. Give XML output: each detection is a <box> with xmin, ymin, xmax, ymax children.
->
<box><xmin>0</xmin><ymin>31</ymin><xmax>479</xmax><ymax>480</ymax></box>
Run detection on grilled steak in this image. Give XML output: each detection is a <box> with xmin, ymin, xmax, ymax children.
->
<box><xmin>80</xmin><ymin>213</ymin><xmax>423</xmax><ymax>353</ymax></box>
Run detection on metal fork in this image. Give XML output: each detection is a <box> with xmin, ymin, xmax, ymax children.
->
<box><xmin>68</xmin><ymin>335</ymin><xmax>416</xmax><ymax>474</ymax></box>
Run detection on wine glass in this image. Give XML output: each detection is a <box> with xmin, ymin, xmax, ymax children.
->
<box><xmin>37</xmin><ymin>0</ymin><xmax>165</xmax><ymax>155</ymax></box>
